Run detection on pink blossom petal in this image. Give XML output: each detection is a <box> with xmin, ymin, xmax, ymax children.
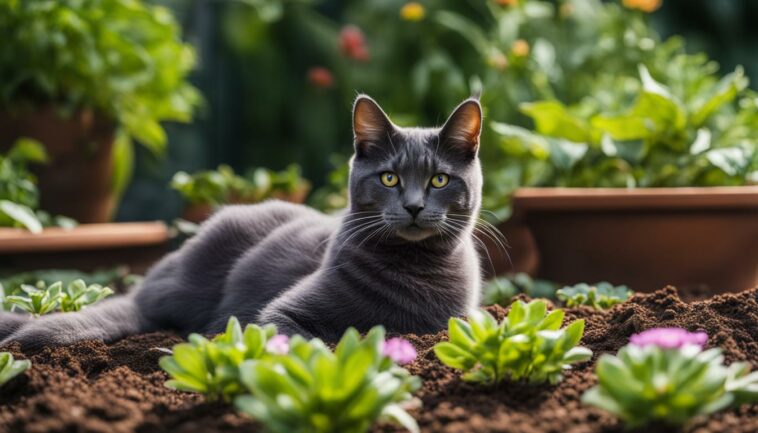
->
<box><xmin>629</xmin><ymin>328</ymin><xmax>708</xmax><ymax>349</ymax></box>
<box><xmin>382</xmin><ymin>338</ymin><xmax>417</xmax><ymax>365</ymax></box>
<box><xmin>266</xmin><ymin>334</ymin><xmax>290</xmax><ymax>355</ymax></box>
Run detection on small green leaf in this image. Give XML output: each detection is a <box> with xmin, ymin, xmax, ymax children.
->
<box><xmin>0</xmin><ymin>200</ymin><xmax>43</xmax><ymax>233</ymax></box>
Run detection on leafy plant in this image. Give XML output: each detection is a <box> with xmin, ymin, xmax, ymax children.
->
<box><xmin>0</xmin><ymin>0</ymin><xmax>200</xmax><ymax>155</ymax></box>
<box><xmin>160</xmin><ymin>317</ymin><xmax>277</xmax><ymax>401</ymax></box>
<box><xmin>172</xmin><ymin>164</ymin><xmax>310</xmax><ymax>207</ymax></box>
<box><xmin>3</xmin><ymin>279</ymin><xmax>113</xmax><ymax>315</ymax></box>
<box><xmin>0</xmin><ymin>267</ymin><xmax>132</xmax><ymax>295</ymax></box>
<box><xmin>234</xmin><ymin>326</ymin><xmax>421</xmax><ymax>433</ymax></box>
<box><xmin>482</xmin><ymin>273</ymin><xmax>558</xmax><ymax>306</ymax></box>
<box><xmin>556</xmin><ymin>282</ymin><xmax>632</xmax><ymax>309</ymax></box>
<box><xmin>5</xmin><ymin>282</ymin><xmax>63</xmax><ymax>316</ymax></box>
<box><xmin>0</xmin><ymin>352</ymin><xmax>31</xmax><ymax>387</ymax></box>
<box><xmin>583</xmin><ymin>333</ymin><xmax>758</xmax><ymax>427</ymax></box>
<box><xmin>59</xmin><ymin>279</ymin><xmax>114</xmax><ymax>312</ymax></box>
<box><xmin>0</xmin><ymin>138</ymin><xmax>76</xmax><ymax>232</ymax></box>
<box><xmin>171</xmin><ymin>165</ymin><xmax>247</xmax><ymax>206</ymax></box>
<box><xmin>434</xmin><ymin>300</ymin><xmax>592</xmax><ymax>385</ymax></box>
<box><xmin>491</xmin><ymin>62</ymin><xmax>757</xmax><ymax>193</ymax></box>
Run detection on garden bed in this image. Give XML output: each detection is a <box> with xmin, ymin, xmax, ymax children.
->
<box><xmin>1</xmin><ymin>286</ymin><xmax>756</xmax><ymax>433</ymax></box>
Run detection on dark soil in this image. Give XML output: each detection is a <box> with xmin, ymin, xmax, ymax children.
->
<box><xmin>1</xmin><ymin>287</ymin><xmax>756</xmax><ymax>433</ymax></box>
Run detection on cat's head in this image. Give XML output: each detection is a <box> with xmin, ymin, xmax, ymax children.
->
<box><xmin>347</xmin><ymin>95</ymin><xmax>482</xmax><ymax>243</ymax></box>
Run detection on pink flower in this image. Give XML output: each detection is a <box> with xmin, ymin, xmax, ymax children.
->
<box><xmin>382</xmin><ymin>338</ymin><xmax>417</xmax><ymax>365</ymax></box>
<box><xmin>307</xmin><ymin>67</ymin><xmax>334</xmax><ymax>88</ymax></box>
<box><xmin>629</xmin><ymin>328</ymin><xmax>707</xmax><ymax>350</ymax></box>
<box><xmin>266</xmin><ymin>335</ymin><xmax>290</xmax><ymax>355</ymax></box>
<box><xmin>339</xmin><ymin>25</ymin><xmax>370</xmax><ymax>62</ymax></box>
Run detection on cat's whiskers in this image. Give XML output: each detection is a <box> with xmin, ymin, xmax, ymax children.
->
<box><xmin>317</xmin><ymin>218</ymin><xmax>386</xmax><ymax>273</ymax></box>
<box><xmin>444</xmin><ymin>216</ymin><xmax>511</xmax><ymax>272</ymax></box>
<box><xmin>330</xmin><ymin>219</ymin><xmax>385</xmax><ymax>259</ymax></box>
<box><xmin>356</xmin><ymin>222</ymin><xmax>391</xmax><ymax>250</ymax></box>
<box><xmin>447</xmin><ymin>213</ymin><xmax>510</xmax><ymax>253</ymax></box>
<box><xmin>441</xmin><ymin>219</ymin><xmax>497</xmax><ymax>276</ymax></box>
<box><xmin>313</xmin><ymin>212</ymin><xmax>382</xmax><ymax>252</ymax></box>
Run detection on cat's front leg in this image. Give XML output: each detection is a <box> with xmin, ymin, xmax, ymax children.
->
<box><xmin>1</xmin><ymin>315</ymin><xmax>89</xmax><ymax>351</ymax></box>
<box><xmin>257</xmin><ymin>309</ymin><xmax>315</xmax><ymax>340</ymax></box>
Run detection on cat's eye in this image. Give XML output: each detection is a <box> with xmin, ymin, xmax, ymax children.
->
<box><xmin>380</xmin><ymin>172</ymin><xmax>399</xmax><ymax>187</ymax></box>
<box><xmin>431</xmin><ymin>173</ymin><xmax>450</xmax><ymax>188</ymax></box>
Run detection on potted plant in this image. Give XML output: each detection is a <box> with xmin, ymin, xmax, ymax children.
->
<box><xmin>0</xmin><ymin>0</ymin><xmax>200</xmax><ymax>223</ymax></box>
<box><xmin>171</xmin><ymin>164</ymin><xmax>311</xmax><ymax>223</ymax></box>
<box><xmin>493</xmin><ymin>59</ymin><xmax>757</xmax><ymax>292</ymax></box>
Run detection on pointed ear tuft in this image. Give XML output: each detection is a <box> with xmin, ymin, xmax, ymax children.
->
<box><xmin>439</xmin><ymin>98</ymin><xmax>482</xmax><ymax>157</ymax></box>
<box><xmin>353</xmin><ymin>95</ymin><xmax>394</xmax><ymax>156</ymax></box>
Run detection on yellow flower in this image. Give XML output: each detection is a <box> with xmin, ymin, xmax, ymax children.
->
<box><xmin>511</xmin><ymin>39</ymin><xmax>530</xmax><ymax>57</ymax></box>
<box><xmin>622</xmin><ymin>0</ymin><xmax>662</xmax><ymax>13</ymax></box>
<box><xmin>487</xmin><ymin>50</ymin><xmax>508</xmax><ymax>71</ymax></box>
<box><xmin>494</xmin><ymin>0</ymin><xmax>519</xmax><ymax>6</ymax></box>
<box><xmin>559</xmin><ymin>3</ymin><xmax>574</xmax><ymax>18</ymax></box>
<box><xmin>400</xmin><ymin>2</ymin><xmax>425</xmax><ymax>22</ymax></box>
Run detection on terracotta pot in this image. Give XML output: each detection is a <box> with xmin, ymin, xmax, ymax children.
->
<box><xmin>477</xmin><ymin>218</ymin><xmax>539</xmax><ymax>279</ymax></box>
<box><xmin>0</xmin><ymin>222</ymin><xmax>169</xmax><ymax>275</ymax></box>
<box><xmin>181</xmin><ymin>203</ymin><xmax>215</xmax><ymax>224</ymax></box>
<box><xmin>270</xmin><ymin>183</ymin><xmax>311</xmax><ymax>204</ymax></box>
<box><xmin>0</xmin><ymin>107</ymin><xmax>117</xmax><ymax>223</ymax></box>
<box><xmin>511</xmin><ymin>187</ymin><xmax>758</xmax><ymax>293</ymax></box>
<box><xmin>181</xmin><ymin>185</ymin><xmax>312</xmax><ymax>224</ymax></box>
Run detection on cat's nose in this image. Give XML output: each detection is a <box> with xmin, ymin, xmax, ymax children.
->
<box><xmin>404</xmin><ymin>204</ymin><xmax>424</xmax><ymax>219</ymax></box>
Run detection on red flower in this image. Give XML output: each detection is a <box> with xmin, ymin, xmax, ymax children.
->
<box><xmin>339</xmin><ymin>25</ymin><xmax>370</xmax><ymax>62</ymax></box>
<box><xmin>308</xmin><ymin>67</ymin><xmax>334</xmax><ymax>88</ymax></box>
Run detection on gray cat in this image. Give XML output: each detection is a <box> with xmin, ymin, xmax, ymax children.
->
<box><xmin>0</xmin><ymin>95</ymin><xmax>484</xmax><ymax>350</ymax></box>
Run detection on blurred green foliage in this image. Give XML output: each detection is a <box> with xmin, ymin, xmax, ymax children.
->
<box><xmin>0</xmin><ymin>0</ymin><xmax>200</xmax><ymax>155</ymax></box>
<box><xmin>481</xmin><ymin>272</ymin><xmax>558</xmax><ymax>306</ymax></box>
<box><xmin>210</xmin><ymin>0</ymin><xmax>756</xmax><ymax>219</ymax></box>
<box><xmin>171</xmin><ymin>164</ymin><xmax>310</xmax><ymax>206</ymax></box>
<box><xmin>0</xmin><ymin>267</ymin><xmax>133</xmax><ymax>296</ymax></box>
<box><xmin>1</xmin><ymin>0</ymin><xmax>755</xmax><ymax>223</ymax></box>
<box><xmin>556</xmin><ymin>282</ymin><xmax>632</xmax><ymax>309</ymax></box>
<box><xmin>0</xmin><ymin>139</ymin><xmax>76</xmax><ymax>232</ymax></box>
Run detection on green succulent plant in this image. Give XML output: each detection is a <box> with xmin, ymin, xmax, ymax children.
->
<box><xmin>582</xmin><ymin>344</ymin><xmax>758</xmax><ymax>427</ymax></box>
<box><xmin>435</xmin><ymin>300</ymin><xmax>592</xmax><ymax>385</ymax></box>
<box><xmin>0</xmin><ymin>352</ymin><xmax>31</xmax><ymax>387</ymax></box>
<box><xmin>234</xmin><ymin>326</ymin><xmax>421</xmax><ymax>433</ymax></box>
<box><xmin>5</xmin><ymin>282</ymin><xmax>63</xmax><ymax>316</ymax></box>
<box><xmin>160</xmin><ymin>316</ymin><xmax>277</xmax><ymax>402</ymax></box>
<box><xmin>59</xmin><ymin>279</ymin><xmax>114</xmax><ymax>312</ymax></box>
<box><xmin>4</xmin><ymin>280</ymin><xmax>113</xmax><ymax>316</ymax></box>
<box><xmin>556</xmin><ymin>282</ymin><xmax>632</xmax><ymax>309</ymax></box>
<box><xmin>482</xmin><ymin>273</ymin><xmax>558</xmax><ymax>306</ymax></box>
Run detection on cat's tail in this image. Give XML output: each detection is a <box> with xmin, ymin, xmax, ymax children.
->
<box><xmin>0</xmin><ymin>294</ymin><xmax>154</xmax><ymax>351</ymax></box>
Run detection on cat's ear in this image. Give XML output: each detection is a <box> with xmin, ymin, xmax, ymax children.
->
<box><xmin>439</xmin><ymin>98</ymin><xmax>482</xmax><ymax>158</ymax></box>
<box><xmin>353</xmin><ymin>95</ymin><xmax>394</xmax><ymax>157</ymax></box>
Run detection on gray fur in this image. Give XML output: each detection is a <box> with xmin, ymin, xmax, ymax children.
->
<box><xmin>0</xmin><ymin>95</ymin><xmax>483</xmax><ymax>350</ymax></box>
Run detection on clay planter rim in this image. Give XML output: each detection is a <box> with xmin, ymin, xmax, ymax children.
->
<box><xmin>510</xmin><ymin>186</ymin><xmax>758</xmax><ymax>293</ymax></box>
<box><xmin>511</xmin><ymin>186</ymin><xmax>758</xmax><ymax>212</ymax></box>
<box><xmin>0</xmin><ymin>222</ymin><xmax>169</xmax><ymax>254</ymax></box>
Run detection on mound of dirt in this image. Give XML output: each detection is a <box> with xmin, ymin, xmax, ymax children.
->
<box><xmin>1</xmin><ymin>287</ymin><xmax>756</xmax><ymax>433</ymax></box>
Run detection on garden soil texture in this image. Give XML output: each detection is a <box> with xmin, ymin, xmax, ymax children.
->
<box><xmin>1</xmin><ymin>286</ymin><xmax>756</xmax><ymax>433</ymax></box>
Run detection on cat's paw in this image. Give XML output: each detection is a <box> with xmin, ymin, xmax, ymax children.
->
<box><xmin>3</xmin><ymin>318</ymin><xmax>92</xmax><ymax>351</ymax></box>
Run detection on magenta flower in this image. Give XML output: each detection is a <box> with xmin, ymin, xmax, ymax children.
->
<box><xmin>629</xmin><ymin>328</ymin><xmax>708</xmax><ymax>349</ymax></box>
<box><xmin>382</xmin><ymin>338</ymin><xmax>417</xmax><ymax>365</ymax></box>
<box><xmin>266</xmin><ymin>335</ymin><xmax>290</xmax><ymax>355</ymax></box>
